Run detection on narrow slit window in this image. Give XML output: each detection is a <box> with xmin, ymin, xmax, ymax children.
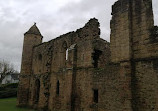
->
<box><xmin>56</xmin><ymin>81</ymin><xmax>60</xmax><ymax>95</ymax></box>
<box><xmin>66</xmin><ymin>49</ymin><xmax>68</xmax><ymax>60</ymax></box>
<box><xmin>82</xmin><ymin>54</ymin><xmax>84</xmax><ymax>60</ymax></box>
<box><xmin>93</xmin><ymin>89</ymin><xmax>98</xmax><ymax>103</ymax></box>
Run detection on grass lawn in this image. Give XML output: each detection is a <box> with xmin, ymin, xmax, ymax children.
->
<box><xmin>0</xmin><ymin>98</ymin><xmax>34</xmax><ymax>111</ymax></box>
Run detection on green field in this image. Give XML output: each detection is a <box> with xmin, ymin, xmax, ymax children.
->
<box><xmin>0</xmin><ymin>98</ymin><xmax>34</xmax><ymax>111</ymax></box>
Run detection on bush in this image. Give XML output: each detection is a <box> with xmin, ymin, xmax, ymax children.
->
<box><xmin>0</xmin><ymin>88</ymin><xmax>17</xmax><ymax>98</ymax></box>
<box><xmin>0</xmin><ymin>83</ymin><xmax>18</xmax><ymax>89</ymax></box>
<box><xmin>0</xmin><ymin>83</ymin><xmax>18</xmax><ymax>98</ymax></box>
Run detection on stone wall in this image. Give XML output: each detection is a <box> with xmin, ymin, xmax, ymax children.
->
<box><xmin>47</xmin><ymin>18</ymin><xmax>110</xmax><ymax>111</ymax></box>
<box><xmin>74</xmin><ymin>65</ymin><xmax>120</xmax><ymax>111</ymax></box>
<box><xmin>131</xmin><ymin>0</ymin><xmax>158</xmax><ymax>59</ymax></box>
<box><xmin>110</xmin><ymin>0</ymin><xmax>132</xmax><ymax>63</ymax></box>
<box><xmin>132</xmin><ymin>60</ymin><xmax>158</xmax><ymax>110</ymax></box>
<box><xmin>28</xmin><ymin>41</ymin><xmax>53</xmax><ymax>109</ymax></box>
<box><xmin>20</xmin><ymin>18</ymin><xmax>111</xmax><ymax>111</ymax></box>
<box><xmin>17</xmin><ymin>0</ymin><xmax>158</xmax><ymax>111</ymax></box>
<box><xmin>110</xmin><ymin>0</ymin><xmax>158</xmax><ymax>111</ymax></box>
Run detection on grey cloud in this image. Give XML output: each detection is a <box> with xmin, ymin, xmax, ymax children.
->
<box><xmin>153</xmin><ymin>0</ymin><xmax>158</xmax><ymax>25</ymax></box>
<box><xmin>0</xmin><ymin>0</ymin><xmax>157</xmax><ymax>71</ymax></box>
<box><xmin>58</xmin><ymin>0</ymin><xmax>116</xmax><ymax>41</ymax></box>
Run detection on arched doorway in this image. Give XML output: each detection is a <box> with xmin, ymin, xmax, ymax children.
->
<box><xmin>34</xmin><ymin>79</ymin><xmax>40</xmax><ymax>104</ymax></box>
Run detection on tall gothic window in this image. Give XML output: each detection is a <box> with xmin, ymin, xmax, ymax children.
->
<box><xmin>62</xmin><ymin>41</ymin><xmax>68</xmax><ymax>65</ymax></box>
<box><xmin>66</xmin><ymin>49</ymin><xmax>69</xmax><ymax>60</ymax></box>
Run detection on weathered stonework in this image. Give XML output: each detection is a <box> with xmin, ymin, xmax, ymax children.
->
<box><xmin>17</xmin><ymin>0</ymin><xmax>158</xmax><ymax>111</ymax></box>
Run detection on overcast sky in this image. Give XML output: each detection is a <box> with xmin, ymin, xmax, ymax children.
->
<box><xmin>0</xmin><ymin>0</ymin><xmax>158</xmax><ymax>71</ymax></box>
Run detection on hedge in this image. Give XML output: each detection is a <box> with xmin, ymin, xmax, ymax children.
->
<box><xmin>0</xmin><ymin>83</ymin><xmax>18</xmax><ymax>98</ymax></box>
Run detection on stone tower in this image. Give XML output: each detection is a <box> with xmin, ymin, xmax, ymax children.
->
<box><xmin>17</xmin><ymin>23</ymin><xmax>43</xmax><ymax>106</ymax></box>
<box><xmin>110</xmin><ymin>0</ymin><xmax>154</xmax><ymax>63</ymax></box>
<box><xmin>111</xmin><ymin>0</ymin><xmax>158</xmax><ymax>110</ymax></box>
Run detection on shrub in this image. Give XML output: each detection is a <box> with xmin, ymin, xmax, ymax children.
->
<box><xmin>0</xmin><ymin>88</ymin><xmax>17</xmax><ymax>98</ymax></box>
<box><xmin>0</xmin><ymin>83</ymin><xmax>18</xmax><ymax>98</ymax></box>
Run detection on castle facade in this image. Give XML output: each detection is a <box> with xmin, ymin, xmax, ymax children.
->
<box><xmin>17</xmin><ymin>0</ymin><xmax>158</xmax><ymax>111</ymax></box>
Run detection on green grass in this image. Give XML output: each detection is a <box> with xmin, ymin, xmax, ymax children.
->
<box><xmin>0</xmin><ymin>98</ymin><xmax>34</xmax><ymax>111</ymax></box>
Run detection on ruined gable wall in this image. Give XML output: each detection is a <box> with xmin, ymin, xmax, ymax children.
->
<box><xmin>47</xmin><ymin>18</ymin><xmax>104</xmax><ymax>111</ymax></box>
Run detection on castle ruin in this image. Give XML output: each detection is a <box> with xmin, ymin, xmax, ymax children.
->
<box><xmin>17</xmin><ymin>0</ymin><xmax>158</xmax><ymax>111</ymax></box>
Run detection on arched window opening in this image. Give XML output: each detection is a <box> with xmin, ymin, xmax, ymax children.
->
<box><xmin>66</xmin><ymin>49</ymin><xmax>69</xmax><ymax>60</ymax></box>
<box><xmin>56</xmin><ymin>80</ymin><xmax>60</xmax><ymax>96</ymax></box>
<box><xmin>92</xmin><ymin>49</ymin><xmax>102</xmax><ymax>68</ymax></box>
<box><xmin>34</xmin><ymin>79</ymin><xmax>40</xmax><ymax>103</ymax></box>
<box><xmin>62</xmin><ymin>41</ymin><xmax>68</xmax><ymax>63</ymax></box>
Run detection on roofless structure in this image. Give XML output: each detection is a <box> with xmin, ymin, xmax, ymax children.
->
<box><xmin>17</xmin><ymin>0</ymin><xmax>158</xmax><ymax>111</ymax></box>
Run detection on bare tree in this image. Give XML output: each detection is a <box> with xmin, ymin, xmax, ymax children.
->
<box><xmin>0</xmin><ymin>60</ymin><xmax>16</xmax><ymax>84</ymax></box>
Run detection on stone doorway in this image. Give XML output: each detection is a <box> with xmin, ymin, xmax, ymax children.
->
<box><xmin>34</xmin><ymin>79</ymin><xmax>40</xmax><ymax>104</ymax></box>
